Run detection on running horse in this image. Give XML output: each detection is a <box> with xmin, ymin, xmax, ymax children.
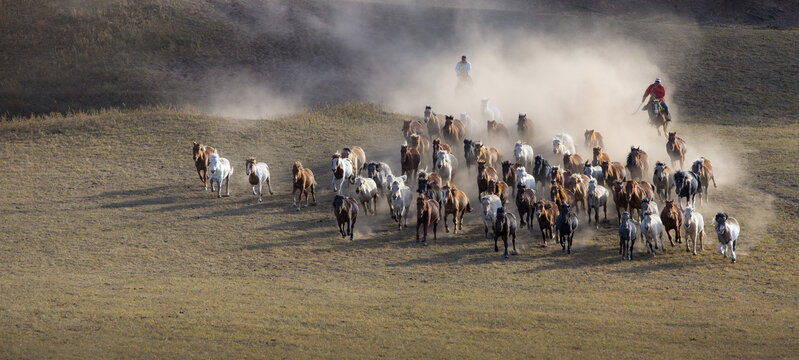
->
<box><xmin>517</xmin><ymin>114</ymin><xmax>534</xmax><ymax>143</ymax></box>
<box><xmin>424</xmin><ymin>106</ymin><xmax>443</xmax><ymax>137</ymax></box>
<box><xmin>646</xmin><ymin>95</ymin><xmax>670</xmax><ymax>137</ymax></box>
<box><xmin>442</xmin><ymin>115</ymin><xmax>466</xmax><ymax>147</ymax></box>
<box><xmin>625</xmin><ymin>146</ymin><xmax>649</xmax><ymax>181</ymax></box>
<box><xmin>192</xmin><ymin>142</ymin><xmax>215</xmax><ymax>190</ymax></box>
<box><xmin>666</xmin><ymin>132</ymin><xmax>688</xmax><ymax>169</ymax></box>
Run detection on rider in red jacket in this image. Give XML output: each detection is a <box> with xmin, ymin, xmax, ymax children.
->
<box><xmin>642</xmin><ymin>78</ymin><xmax>671</xmax><ymax>121</ymax></box>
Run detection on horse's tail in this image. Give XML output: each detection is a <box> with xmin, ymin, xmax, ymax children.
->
<box><xmin>466</xmin><ymin>201</ymin><xmax>473</xmax><ymax>213</ymax></box>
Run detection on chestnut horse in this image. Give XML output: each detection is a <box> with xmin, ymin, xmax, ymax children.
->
<box><xmin>602</xmin><ymin>160</ymin><xmax>627</xmax><ymax>185</ymax></box>
<box><xmin>442</xmin><ymin>182</ymin><xmax>472</xmax><ymax>234</ymax></box>
<box><xmin>402</xmin><ymin>119</ymin><xmax>424</xmax><ymax>141</ymax></box>
<box><xmin>487</xmin><ymin>120</ymin><xmax>510</xmax><ymax>138</ymax></box>
<box><xmin>432</xmin><ymin>138</ymin><xmax>452</xmax><ymax>164</ymax></box>
<box><xmin>192</xmin><ymin>142</ymin><xmax>215</xmax><ymax>190</ymax></box>
<box><xmin>666</xmin><ymin>132</ymin><xmax>688</xmax><ymax>169</ymax></box>
<box><xmin>477</xmin><ymin>160</ymin><xmax>499</xmax><ymax>197</ymax></box>
<box><xmin>550</xmin><ymin>183</ymin><xmax>574</xmax><ymax>209</ymax></box>
<box><xmin>592</xmin><ymin>146</ymin><xmax>610</xmax><ymax>167</ymax></box>
<box><xmin>292</xmin><ymin>161</ymin><xmax>317</xmax><ymax>210</ymax></box>
<box><xmin>624</xmin><ymin>179</ymin><xmax>655</xmax><ymax>221</ymax></box>
<box><xmin>400</xmin><ymin>144</ymin><xmax>421</xmax><ymax>181</ymax></box>
<box><xmin>501</xmin><ymin>161</ymin><xmax>519</xmax><ymax>196</ymax></box>
<box><xmin>536</xmin><ymin>200</ymin><xmax>559</xmax><ymax>246</ymax></box>
<box><xmin>424</xmin><ymin>106</ymin><xmax>443</xmax><ymax>137</ymax></box>
<box><xmin>549</xmin><ymin>166</ymin><xmax>564</xmax><ymax>187</ymax></box>
<box><xmin>563</xmin><ymin>152</ymin><xmax>584</xmax><ymax>174</ymax></box>
<box><xmin>625</xmin><ymin>146</ymin><xmax>649</xmax><ymax>181</ymax></box>
<box><xmin>692</xmin><ymin>157</ymin><xmax>718</xmax><ymax>204</ymax></box>
<box><xmin>442</xmin><ymin>115</ymin><xmax>466</xmax><ymax>146</ymax></box>
<box><xmin>409</xmin><ymin>134</ymin><xmax>431</xmax><ymax>166</ymax></box>
<box><xmin>515</xmin><ymin>184</ymin><xmax>537</xmax><ymax>229</ymax></box>
<box><xmin>416</xmin><ymin>193</ymin><xmax>440</xmax><ymax>245</ymax></box>
<box><xmin>660</xmin><ymin>200</ymin><xmax>683</xmax><ymax>246</ymax></box>
<box><xmin>474</xmin><ymin>142</ymin><xmax>501</xmax><ymax>168</ymax></box>
<box><xmin>333</xmin><ymin>195</ymin><xmax>358</xmax><ymax>241</ymax></box>
<box><xmin>517</xmin><ymin>114</ymin><xmax>534</xmax><ymax>142</ymax></box>
<box><xmin>584</xmin><ymin>129</ymin><xmax>604</xmax><ymax>149</ymax></box>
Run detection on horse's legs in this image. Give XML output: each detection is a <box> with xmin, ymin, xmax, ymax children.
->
<box><xmin>266</xmin><ymin>178</ymin><xmax>274</xmax><ymax>195</ymax></box>
<box><xmin>699</xmin><ymin>230</ymin><xmax>705</xmax><ymax>251</ymax></box>
<box><xmin>503</xmin><ymin>235</ymin><xmax>509</xmax><ymax>258</ymax></box>
<box><xmin>350</xmin><ymin>217</ymin><xmax>356</xmax><ymax>241</ymax></box>
<box><xmin>310</xmin><ymin>185</ymin><xmax>316</xmax><ymax>205</ymax></box>
<box><xmin>666</xmin><ymin>229</ymin><xmax>675</xmax><ymax>247</ymax></box>
<box><xmin>292</xmin><ymin>188</ymin><xmax>298</xmax><ymax>208</ymax></box>
<box><xmin>432</xmin><ymin>219</ymin><xmax>437</xmax><ymax>242</ymax></box>
<box><xmin>416</xmin><ymin>217</ymin><xmax>422</xmax><ymax>242</ymax></box>
<box><xmin>444</xmin><ymin>212</ymin><xmax>450</xmax><ymax>233</ymax></box>
<box><xmin>224</xmin><ymin>175</ymin><xmax>230</xmax><ymax>196</ymax></box>
<box><xmin>257</xmin><ymin>182</ymin><xmax>263</xmax><ymax>202</ymax></box>
<box><xmin>730</xmin><ymin>240</ymin><xmax>736</xmax><ymax>263</ymax></box>
<box><xmin>511</xmin><ymin>231</ymin><xmax>518</xmax><ymax>255</ymax></box>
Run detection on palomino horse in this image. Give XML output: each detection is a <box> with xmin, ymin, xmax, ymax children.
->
<box><xmin>292</xmin><ymin>161</ymin><xmax>316</xmax><ymax>210</ymax></box>
<box><xmin>192</xmin><ymin>142</ymin><xmax>215</xmax><ymax>190</ymax></box>
<box><xmin>432</xmin><ymin>138</ymin><xmax>452</xmax><ymax>164</ymax></box>
<box><xmin>333</xmin><ymin>195</ymin><xmax>359</xmax><ymax>241</ymax></box>
<box><xmin>619</xmin><ymin>211</ymin><xmax>638</xmax><ymax>260</ymax></box>
<box><xmin>625</xmin><ymin>146</ymin><xmax>649</xmax><ymax>181</ymax></box>
<box><xmin>684</xmin><ymin>204</ymin><xmax>705</xmax><ymax>255</ymax></box>
<box><xmin>402</xmin><ymin>119</ymin><xmax>424</xmax><ymax>141</ymax></box>
<box><xmin>486</xmin><ymin>120</ymin><xmax>510</xmax><ymax>138</ymax></box>
<box><xmin>660</xmin><ymin>200</ymin><xmax>683</xmax><ymax>246</ymax></box>
<box><xmin>515</xmin><ymin>184</ymin><xmax>536</xmax><ymax>229</ymax></box>
<box><xmin>477</xmin><ymin>160</ymin><xmax>499</xmax><ymax>197</ymax></box>
<box><xmin>474</xmin><ymin>142</ymin><xmax>501</xmax><ymax>168</ymax></box>
<box><xmin>666</xmin><ymin>132</ymin><xmax>688</xmax><ymax>169</ymax></box>
<box><xmin>517</xmin><ymin>114</ymin><xmax>534</xmax><ymax>143</ymax></box>
<box><xmin>442</xmin><ymin>115</ymin><xmax>466</xmax><ymax>146</ymax></box>
<box><xmin>602</xmin><ymin>160</ymin><xmax>627</xmax><ymax>186</ymax></box>
<box><xmin>584</xmin><ymin>129</ymin><xmax>604</xmax><ymax>149</ymax></box>
<box><xmin>416</xmin><ymin>193</ymin><xmax>440</xmax><ymax>245</ymax></box>
<box><xmin>592</xmin><ymin>146</ymin><xmax>610</xmax><ymax>167</ymax></box>
<box><xmin>514</xmin><ymin>141</ymin><xmax>534</xmax><ymax>170</ymax></box>
<box><xmin>713</xmin><ymin>212</ymin><xmax>740</xmax><ymax>263</ymax></box>
<box><xmin>556</xmin><ymin>203</ymin><xmax>579</xmax><ymax>254</ymax></box>
<box><xmin>245</xmin><ymin>158</ymin><xmax>274</xmax><ymax>202</ymax></box>
<box><xmin>424</xmin><ymin>106</ymin><xmax>443</xmax><ymax>137</ymax></box>
<box><xmin>692</xmin><ymin>157</ymin><xmax>718</xmax><ymax>204</ymax></box>
<box><xmin>624</xmin><ymin>179</ymin><xmax>655</xmax><ymax>221</ymax></box>
<box><xmin>442</xmin><ymin>182</ymin><xmax>472</xmax><ymax>234</ymax></box>
<box><xmin>653</xmin><ymin>161</ymin><xmax>674</xmax><ymax>201</ymax></box>
<box><xmin>342</xmin><ymin>146</ymin><xmax>366</xmax><ymax>177</ymax></box>
<box><xmin>409</xmin><ymin>134</ymin><xmax>431</xmax><ymax>166</ymax></box>
<box><xmin>331</xmin><ymin>153</ymin><xmax>354</xmax><ymax>195</ymax></box>
<box><xmin>563</xmin><ymin>152</ymin><xmax>584</xmax><ymax>174</ymax></box>
<box><xmin>552</xmin><ymin>133</ymin><xmax>576</xmax><ymax>157</ymax></box>
<box><xmin>493</xmin><ymin>207</ymin><xmax>519</xmax><ymax>258</ymax></box>
<box><xmin>354</xmin><ymin>176</ymin><xmax>378</xmax><ymax>215</ymax></box>
<box><xmin>501</xmin><ymin>161</ymin><xmax>519</xmax><ymax>196</ymax></box>
<box><xmin>674</xmin><ymin>170</ymin><xmax>701</xmax><ymax>209</ymax></box>
<box><xmin>587</xmin><ymin>178</ymin><xmax>608</xmax><ymax>228</ymax></box>
<box><xmin>400</xmin><ymin>144</ymin><xmax>421</xmax><ymax>182</ymax></box>
<box><xmin>481</xmin><ymin>194</ymin><xmax>503</xmax><ymax>239</ymax></box>
<box><xmin>208</xmin><ymin>152</ymin><xmax>232</xmax><ymax>198</ymax></box>
<box><xmin>536</xmin><ymin>200</ymin><xmax>559</xmax><ymax>247</ymax></box>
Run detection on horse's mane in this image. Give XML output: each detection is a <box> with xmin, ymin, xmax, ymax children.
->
<box><xmin>626</xmin><ymin>150</ymin><xmax>639</xmax><ymax>167</ymax></box>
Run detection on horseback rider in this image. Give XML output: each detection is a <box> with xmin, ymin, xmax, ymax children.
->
<box><xmin>642</xmin><ymin>78</ymin><xmax>671</xmax><ymax>121</ymax></box>
<box><xmin>455</xmin><ymin>55</ymin><xmax>472</xmax><ymax>83</ymax></box>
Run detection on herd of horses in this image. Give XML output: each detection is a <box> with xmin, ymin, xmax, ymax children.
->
<box><xmin>191</xmin><ymin>102</ymin><xmax>741</xmax><ymax>264</ymax></box>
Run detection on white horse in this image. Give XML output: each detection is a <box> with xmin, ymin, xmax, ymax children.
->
<box><xmin>208</xmin><ymin>153</ymin><xmax>232</xmax><ymax>198</ymax></box>
<box><xmin>713</xmin><ymin>212</ymin><xmax>740</xmax><ymax>263</ymax></box>
<box><xmin>331</xmin><ymin>154</ymin><xmax>354</xmax><ymax>195</ymax></box>
<box><xmin>391</xmin><ymin>181</ymin><xmax>413</xmax><ymax>230</ymax></box>
<box><xmin>641</xmin><ymin>211</ymin><xmax>665</xmax><ymax>256</ymax></box>
<box><xmin>514</xmin><ymin>142</ymin><xmax>535</xmax><ymax>170</ymax></box>
<box><xmin>515</xmin><ymin>166</ymin><xmax>536</xmax><ymax>191</ymax></box>
<box><xmin>481</xmin><ymin>194</ymin><xmax>502</xmax><ymax>239</ymax></box>
<box><xmin>354</xmin><ymin>176</ymin><xmax>378</xmax><ymax>215</ymax></box>
<box><xmin>552</xmin><ymin>133</ymin><xmax>576</xmax><ymax>156</ymax></box>
<box><xmin>587</xmin><ymin>178</ymin><xmax>608</xmax><ymax>229</ymax></box>
<box><xmin>245</xmin><ymin>158</ymin><xmax>274</xmax><ymax>202</ymax></box>
<box><xmin>384</xmin><ymin>173</ymin><xmax>406</xmax><ymax>211</ymax></box>
<box><xmin>684</xmin><ymin>205</ymin><xmax>705</xmax><ymax>255</ymax></box>
<box><xmin>435</xmin><ymin>150</ymin><xmax>458</xmax><ymax>183</ymax></box>
<box><xmin>460</xmin><ymin>113</ymin><xmax>476</xmax><ymax>135</ymax></box>
<box><xmin>639</xmin><ymin>198</ymin><xmax>659</xmax><ymax>223</ymax></box>
<box><xmin>481</xmin><ymin>98</ymin><xmax>501</xmax><ymax>122</ymax></box>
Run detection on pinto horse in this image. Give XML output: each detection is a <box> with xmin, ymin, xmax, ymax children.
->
<box><xmin>692</xmin><ymin>157</ymin><xmax>718</xmax><ymax>204</ymax></box>
<box><xmin>192</xmin><ymin>142</ymin><xmax>215</xmax><ymax>190</ymax></box>
<box><xmin>584</xmin><ymin>129</ymin><xmax>604</xmax><ymax>149</ymax></box>
<box><xmin>292</xmin><ymin>161</ymin><xmax>317</xmax><ymax>210</ymax></box>
<box><xmin>442</xmin><ymin>115</ymin><xmax>466</xmax><ymax>146</ymax></box>
<box><xmin>536</xmin><ymin>200</ymin><xmax>559</xmax><ymax>246</ymax></box>
<box><xmin>517</xmin><ymin>114</ymin><xmax>534</xmax><ymax>142</ymax></box>
<box><xmin>331</xmin><ymin>153</ymin><xmax>354</xmax><ymax>195</ymax></box>
<box><xmin>333</xmin><ymin>195</ymin><xmax>359</xmax><ymax>241</ymax></box>
<box><xmin>713</xmin><ymin>212</ymin><xmax>740</xmax><ymax>263</ymax></box>
<box><xmin>424</xmin><ymin>106</ymin><xmax>443</xmax><ymax>137</ymax></box>
<box><xmin>245</xmin><ymin>158</ymin><xmax>274</xmax><ymax>202</ymax></box>
<box><xmin>674</xmin><ymin>170</ymin><xmax>701</xmax><ymax>209</ymax></box>
<box><xmin>592</xmin><ymin>146</ymin><xmax>610</xmax><ymax>167</ymax></box>
<box><xmin>625</xmin><ymin>146</ymin><xmax>649</xmax><ymax>181</ymax></box>
<box><xmin>666</xmin><ymin>132</ymin><xmax>688</xmax><ymax>169</ymax></box>
<box><xmin>493</xmin><ymin>207</ymin><xmax>519</xmax><ymax>258</ymax></box>
<box><xmin>416</xmin><ymin>194</ymin><xmax>440</xmax><ymax>245</ymax></box>
<box><xmin>442</xmin><ymin>182</ymin><xmax>472</xmax><ymax>234</ymax></box>
<box><xmin>660</xmin><ymin>200</ymin><xmax>683</xmax><ymax>246</ymax></box>
<box><xmin>400</xmin><ymin>144</ymin><xmax>421</xmax><ymax>182</ymax></box>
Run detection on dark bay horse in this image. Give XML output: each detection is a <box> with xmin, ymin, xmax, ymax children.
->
<box><xmin>333</xmin><ymin>195</ymin><xmax>359</xmax><ymax>241</ymax></box>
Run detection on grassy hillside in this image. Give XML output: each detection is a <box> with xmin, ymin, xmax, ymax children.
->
<box><xmin>0</xmin><ymin>104</ymin><xmax>797</xmax><ymax>358</ymax></box>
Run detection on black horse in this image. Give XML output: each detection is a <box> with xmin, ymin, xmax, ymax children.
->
<box><xmin>493</xmin><ymin>207</ymin><xmax>518</xmax><ymax>258</ymax></box>
<box><xmin>556</xmin><ymin>203</ymin><xmax>579</xmax><ymax>254</ymax></box>
<box><xmin>618</xmin><ymin>211</ymin><xmax>638</xmax><ymax>260</ymax></box>
<box><xmin>533</xmin><ymin>155</ymin><xmax>551</xmax><ymax>194</ymax></box>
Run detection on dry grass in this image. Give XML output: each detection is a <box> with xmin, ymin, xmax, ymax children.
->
<box><xmin>0</xmin><ymin>104</ymin><xmax>797</xmax><ymax>358</ymax></box>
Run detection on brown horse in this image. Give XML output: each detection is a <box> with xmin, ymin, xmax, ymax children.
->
<box><xmin>292</xmin><ymin>161</ymin><xmax>316</xmax><ymax>209</ymax></box>
<box><xmin>487</xmin><ymin>179</ymin><xmax>510</xmax><ymax>207</ymax></box>
<box><xmin>692</xmin><ymin>157</ymin><xmax>717</xmax><ymax>204</ymax></box>
<box><xmin>333</xmin><ymin>195</ymin><xmax>359</xmax><ymax>241</ymax></box>
<box><xmin>409</xmin><ymin>134</ymin><xmax>431</xmax><ymax>165</ymax></box>
<box><xmin>474</xmin><ymin>142</ymin><xmax>501</xmax><ymax>168</ymax></box>
<box><xmin>666</xmin><ymin>132</ymin><xmax>688</xmax><ymax>169</ymax></box>
<box><xmin>416</xmin><ymin>193</ymin><xmax>440</xmax><ymax>245</ymax></box>
<box><xmin>550</xmin><ymin>183</ymin><xmax>574</xmax><ymax>209</ymax></box>
<box><xmin>402</xmin><ymin>119</ymin><xmax>424</xmax><ymax>141</ymax></box>
<box><xmin>192</xmin><ymin>142</ymin><xmax>215</xmax><ymax>190</ymax></box>
<box><xmin>424</xmin><ymin>106</ymin><xmax>443</xmax><ymax>137</ymax></box>
<box><xmin>565</xmin><ymin>173</ymin><xmax>589</xmax><ymax>213</ymax></box>
<box><xmin>536</xmin><ymin>200</ymin><xmax>559</xmax><ymax>246</ymax></box>
<box><xmin>549</xmin><ymin>166</ymin><xmax>564</xmax><ymax>187</ymax></box>
<box><xmin>653</xmin><ymin>161</ymin><xmax>674</xmax><ymax>201</ymax></box>
<box><xmin>610</xmin><ymin>180</ymin><xmax>629</xmax><ymax>223</ymax></box>
<box><xmin>584</xmin><ymin>129</ymin><xmax>604</xmax><ymax>149</ymax></box>
<box><xmin>477</xmin><ymin>160</ymin><xmax>499</xmax><ymax>197</ymax></box>
<box><xmin>442</xmin><ymin>115</ymin><xmax>466</xmax><ymax>146</ymax></box>
<box><xmin>400</xmin><ymin>144</ymin><xmax>421</xmax><ymax>181</ymax></box>
<box><xmin>342</xmin><ymin>146</ymin><xmax>366</xmax><ymax>177</ymax></box>
<box><xmin>515</xmin><ymin>184</ymin><xmax>537</xmax><ymax>229</ymax></box>
<box><xmin>517</xmin><ymin>114</ymin><xmax>534</xmax><ymax>142</ymax></box>
<box><xmin>602</xmin><ymin>160</ymin><xmax>627</xmax><ymax>185</ymax></box>
<box><xmin>625</xmin><ymin>146</ymin><xmax>649</xmax><ymax>181</ymax></box>
<box><xmin>592</xmin><ymin>146</ymin><xmax>610</xmax><ymax>167</ymax></box>
<box><xmin>501</xmin><ymin>161</ymin><xmax>519</xmax><ymax>196</ymax></box>
<box><xmin>624</xmin><ymin>180</ymin><xmax>655</xmax><ymax>221</ymax></box>
<box><xmin>487</xmin><ymin>120</ymin><xmax>510</xmax><ymax>138</ymax></box>
<box><xmin>442</xmin><ymin>182</ymin><xmax>472</xmax><ymax>234</ymax></box>
<box><xmin>563</xmin><ymin>152</ymin><xmax>584</xmax><ymax>174</ymax></box>
<box><xmin>660</xmin><ymin>200</ymin><xmax>683</xmax><ymax>246</ymax></box>
<box><xmin>432</xmin><ymin>137</ymin><xmax>452</xmax><ymax>164</ymax></box>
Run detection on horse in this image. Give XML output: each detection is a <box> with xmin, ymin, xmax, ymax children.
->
<box><xmin>550</xmin><ymin>183</ymin><xmax>574</xmax><ymax>210</ymax></box>
<box><xmin>653</xmin><ymin>161</ymin><xmax>674</xmax><ymax>201</ymax></box>
<box><xmin>641</xmin><ymin>207</ymin><xmax>665</xmax><ymax>256</ymax></box>
<box><xmin>692</xmin><ymin>157</ymin><xmax>718</xmax><ymax>204</ymax></box>
<box><xmin>591</xmin><ymin>146</ymin><xmax>610</xmax><ymax>167</ymax></box>
<box><xmin>674</xmin><ymin>170</ymin><xmax>701</xmax><ymax>209</ymax></box>
<box><xmin>192</xmin><ymin>142</ymin><xmax>214</xmax><ymax>190</ymax></box>
<box><xmin>342</xmin><ymin>146</ymin><xmax>366</xmax><ymax>177</ymax></box>
<box><xmin>552</xmin><ymin>133</ymin><xmax>576</xmax><ymax>157</ymax></box>
<box><xmin>515</xmin><ymin>184</ymin><xmax>537</xmax><ymax>229</ymax></box>
<box><xmin>549</xmin><ymin>166</ymin><xmax>564</xmax><ymax>187</ymax></box>
<box><xmin>435</xmin><ymin>150</ymin><xmax>458</xmax><ymax>184</ymax></box>
<box><xmin>416</xmin><ymin>193</ymin><xmax>440</xmax><ymax>245</ymax></box>
<box><xmin>477</xmin><ymin>160</ymin><xmax>499</xmax><ymax>197</ymax></box>
<box><xmin>385</xmin><ymin>173</ymin><xmax>406</xmax><ymax>212</ymax></box>
<box><xmin>432</xmin><ymin>138</ymin><xmax>452</xmax><ymax>164</ymax></box>
<box><xmin>515</xmin><ymin>166</ymin><xmax>537</xmax><ymax>194</ymax></box>
<box><xmin>660</xmin><ymin>200</ymin><xmax>683</xmax><ymax>246</ymax></box>
<box><xmin>493</xmin><ymin>207</ymin><xmax>518</xmax><ymax>258</ymax></box>
<box><xmin>409</xmin><ymin>134</ymin><xmax>431</xmax><ymax>166</ymax></box>
<box><xmin>245</xmin><ymin>158</ymin><xmax>274</xmax><ymax>203</ymax></box>
<box><xmin>625</xmin><ymin>146</ymin><xmax>649</xmax><ymax>181</ymax></box>
<box><xmin>390</xmin><ymin>180</ymin><xmax>413</xmax><ymax>230</ymax></box>
<box><xmin>514</xmin><ymin>141</ymin><xmax>535</xmax><ymax>170</ymax></box>
<box><xmin>354</xmin><ymin>176</ymin><xmax>378</xmax><ymax>215</ymax></box>
<box><xmin>684</xmin><ymin>204</ymin><xmax>705</xmax><ymax>255</ymax></box>
<box><xmin>556</xmin><ymin>203</ymin><xmax>579</xmax><ymax>254</ymax></box>
<box><xmin>424</xmin><ymin>106</ymin><xmax>443</xmax><ymax>137</ymax></box>
<box><xmin>331</xmin><ymin>153</ymin><xmax>354</xmax><ymax>195</ymax></box>
<box><xmin>619</xmin><ymin>211</ymin><xmax>638</xmax><ymax>260</ymax></box>
<box><xmin>474</xmin><ymin>142</ymin><xmax>501</xmax><ymax>168</ymax></box>
<box><xmin>583</xmin><ymin>161</ymin><xmax>604</xmax><ymax>186</ymax></box>
<box><xmin>610</xmin><ymin>180</ymin><xmax>629</xmax><ymax>223</ymax></box>
<box><xmin>584</xmin><ymin>129</ymin><xmax>604</xmax><ymax>150</ymax></box>
<box><xmin>624</xmin><ymin>180</ymin><xmax>655</xmax><ymax>221</ymax></box>
<box><xmin>487</xmin><ymin>179</ymin><xmax>510</xmax><ymax>207</ymax></box>
<box><xmin>481</xmin><ymin>194</ymin><xmax>503</xmax><ymax>239</ymax></box>
<box><xmin>460</xmin><ymin>113</ymin><xmax>476</xmax><ymax>135</ymax></box>
<box><xmin>533</xmin><ymin>155</ymin><xmax>551</xmax><ymax>194</ymax></box>
<box><xmin>400</xmin><ymin>144</ymin><xmax>421</xmax><ymax>182</ymax></box>
<box><xmin>487</xmin><ymin>120</ymin><xmax>510</xmax><ymax>138</ymax></box>
<box><xmin>565</xmin><ymin>173</ymin><xmax>589</xmax><ymax>213</ymax></box>
<box><xmin>517</xmin><ymin>114</ymin><xmax>534</xmax><ymax>142</ymax></box>
<box><xmin>292</xmin><ymin>161</ymin><xmax>317</xmax><ymax>210</ymax></box>
<box><xmin>602</xmin><ymin>160</ymin><xmax>627</xmax><ymax>186</ymax></box>
<box><xmin>442</xmin><ymin>182</ymin><xmax>472</xmax><ymax>234</ymax></box>
<box><xmin>562</xmin><ymin>152</ymin><xmax>584</xmax><ymax>174</ymax></box>
<box><xmin>333</xmin><ymin>195</ymin><xmax>359</xmax><ymax>241</ymax></box>
<box><xmin>402</xmin><ymin>119</ymin><xmax>424</xmax><ymax>141</ymax></box>
<box><xmin>665</xmin><ymin>132</ymin><xmax>687</xmax><ymax>170</ymax></box>
<box><xmin>501</xmin><ymin>161</ymin><xmax>520</xmax><ymax>196</ymax></box>
<box><xmin>536</xmin><ymin>200</ymin><xmax>559</xmax><ymax>246</ymax></box>
<box><xmin>463</xmin><ymin>139</ymin><xmax>478</xmax><ymax>171</ymax></box>
<box><xmin>366</xmin><ymin>161</ymin><xmax>392</xmax><ymax>211</ymax></box>
<box><xmin>639</xmin><ymin>197</ymin><xmax>659</xmax><ymax>223</ymax></box>
<box><xmin>647</xmin><ymin>98</ymin><xmax>669</xmax><ymax>137</ymax></box>
<box><xmin>208</xmin><ymin>153</ymin><xmax>232</xmax><ymax>198</ymax></box>
<box><xmin>713</xmin><ymin>212</ymin><xmax>740</xmax><ymax>263</ymax></box>
<box><xmin>481</xmin><ymin>98</ymin><xmax>501</xmax><ymax>122</ymax></box>
<box><xmin>442</xmin><ymin>115</ymin><xmax>466</xmax><ymax>146</ymax></box>
<box><xmin>417</xmin><ymin>171</ymin><xmax>444</xmax><ymax>220</ymax></box>
<box><xmin>587</xmin><ymin>178</ymin><xmax>608</xmax><ymax>229</ymax></box>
